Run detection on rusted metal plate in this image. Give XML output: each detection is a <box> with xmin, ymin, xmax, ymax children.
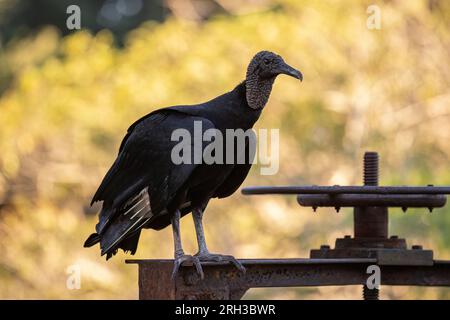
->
<box><xmin>310</xmin><ymin>249</ymin><xmax>433</xmax><ymax>266</ymax></box>
<box><xmin>335</xmin><ymin>236</ymin><xmax>406</xmax><ymax>249</ymax></box>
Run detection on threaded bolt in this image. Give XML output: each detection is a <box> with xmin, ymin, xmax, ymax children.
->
<box><xmin>363</xmin><ymin>285</ymin><xmax>379</xmax><ymax>300</ymax></box>
<box><xmin>364</xmin><ymin>152</ymin><xmax>379</xmax><ymax>186</ymax></box>
<box><xmin>362</xmin><ymin>152</ymin><xmax>380</xmax><ymax>301</ymax></box>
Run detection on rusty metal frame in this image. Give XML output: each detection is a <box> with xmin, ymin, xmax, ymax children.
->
<box><xmin>126</xmin><ymin>258</ymin><xmax>450</xmax><ymax>300</ymax></box>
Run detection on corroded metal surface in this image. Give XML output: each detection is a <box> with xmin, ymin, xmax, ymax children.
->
<box><xmin>127</xmin><ymin>259</ymin><xmax>450</xmax><ymax>300</ymax></box>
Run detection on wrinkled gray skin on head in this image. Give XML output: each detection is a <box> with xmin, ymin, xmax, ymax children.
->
<box><xmin>245</xmin><ymin>51</ymin><xmax>302</xmax><ymax>110</ymax></box>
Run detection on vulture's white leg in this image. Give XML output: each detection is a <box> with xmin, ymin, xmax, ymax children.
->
<box><xmin>171</xmin><ymin>209</ymin><xmax>203</xmax><ymax>280</ymax></box>
<box><xmin>192</xmin><ymin>208</ymin><xmax>245</xmax><ymax>274</ymax></box>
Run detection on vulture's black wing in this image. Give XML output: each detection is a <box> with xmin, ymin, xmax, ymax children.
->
<box><xmin>88</xmin><ymin>108</ymin><xmax>215</xmax><ymax>258</ymax></box>
<box><xmin>213</xmin><ymin>139</ymin><xmax>253</xmax><ymax>199</ymax></box>
<box><xmin>214</xmin><ymin>163</ymin><xmax>252</xmax><ymax>198</ymax></box>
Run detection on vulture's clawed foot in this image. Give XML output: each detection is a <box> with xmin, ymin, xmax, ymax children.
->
<box><xmin>171</xmin><ymin>254</ymin><xmax>204</xmax><ymax>280</ymax></box>
<box><xmin>195</xmin><ymin>253</ymin><xmax>246</xmax><ymax>274</ymax></box>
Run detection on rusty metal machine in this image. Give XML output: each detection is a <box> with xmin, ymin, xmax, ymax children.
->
<box><xmin>127</xmin><ymin>151</ymin><xmax>450</xmax><ymax>300</ymax></box>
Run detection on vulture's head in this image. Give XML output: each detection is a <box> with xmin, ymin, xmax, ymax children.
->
<box><xmin>245</xmin><ymin>51</ymin><xmax>302</xmax><ymax>109</ymax></box>
<box><xmin>247</xmin><ymin>51</ymin><xmax>303</xmax><ymax>82</ymax></box>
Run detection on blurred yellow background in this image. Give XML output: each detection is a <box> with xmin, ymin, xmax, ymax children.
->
<box><xmin>0</xmin><ymin>0</ymin><xmax>450</xmax><ymax>299</ymax></box>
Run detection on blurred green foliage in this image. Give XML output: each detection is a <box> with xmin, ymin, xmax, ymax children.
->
<box><xmin>0</xmin><ymin>0</ymin><xmax>450</xmax><ymax>299</ymax></box>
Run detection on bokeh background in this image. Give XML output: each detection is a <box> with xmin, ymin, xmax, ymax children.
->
<box><xmin>0</xmin><ymin>0</ymin><xmax>450</xmax><ymax>299</ymax></box>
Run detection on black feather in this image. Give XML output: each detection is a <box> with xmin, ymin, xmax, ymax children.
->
<box><xmin>84</xmin><ymin>233</ymin><xmax>100</xmax><ymax>247</ymax></box>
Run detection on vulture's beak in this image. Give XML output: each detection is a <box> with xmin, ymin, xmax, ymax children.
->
<box><xmin>277</xmin><ymin>62</ymin><xmax>303</xmax><ymax>81</ymax></box>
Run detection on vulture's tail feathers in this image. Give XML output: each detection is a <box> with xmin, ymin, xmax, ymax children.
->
<box><xmin>119</xmin><ymin>230</ymin><xmax>142</xmax><ymax>254</ymax></box>
<box><xmin>100</xmin><ymin>188</ymin><xmax>153</xmax><ymax>259</ymax></box>
<box><xmin>104</xmin><ymin>231</ymin><xmax>142</xmax><ymax>260</ymax></box>
<box><xmin>84</xmin><ymin>233</ymin><xmax>100</xmax><ymax>247</ymax></box>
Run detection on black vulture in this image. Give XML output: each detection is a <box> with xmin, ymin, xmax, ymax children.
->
<box><xmin>84</xmin><ymin>51</ymin><xmax>302</xmax><ymax>278</ymax></box>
